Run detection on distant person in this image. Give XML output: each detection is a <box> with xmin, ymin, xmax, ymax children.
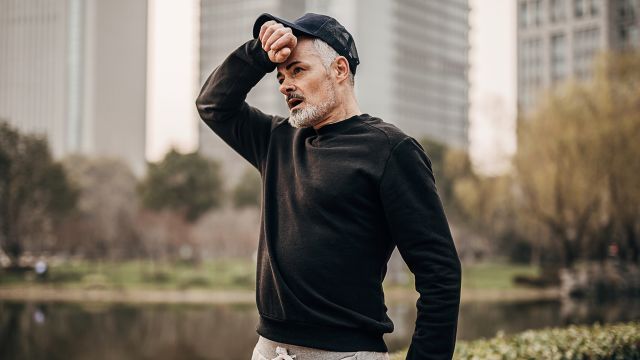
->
<box><xmin>196</xmin><ymin>13</ymin><xmax>461</xmax><ymax>360</ymax></box>
<box><xmin>34</xmin><ymin>259</ymin><xmax>48</xmax><ymax>280</ymax></box>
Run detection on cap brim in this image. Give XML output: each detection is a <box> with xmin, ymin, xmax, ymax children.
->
<box><xmin>252</xmin><ymin>13</ymin><xmax>313</xmax><ymax>39</ymax></box>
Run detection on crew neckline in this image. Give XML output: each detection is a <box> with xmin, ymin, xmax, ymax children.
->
<box><xmin>313</xmin><ymin>113</ymin><xmax>369</xmax><ymax>135</ymax></box>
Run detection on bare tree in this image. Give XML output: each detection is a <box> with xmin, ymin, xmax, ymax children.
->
<box><xmin>515</xmin><ymin>51</ymin><xmax>640</xmax><ymax>268</ymax></box>
<box><xmin>57</xmin><ymin>155</ymin><xmax>141</xmax><ymax>259</ymax></box>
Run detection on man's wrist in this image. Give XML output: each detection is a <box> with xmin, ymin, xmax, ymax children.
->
<box><xmin>246</xmin><ymin>39</ymin><xmax>277</xmax><ymax>73</ymax></box>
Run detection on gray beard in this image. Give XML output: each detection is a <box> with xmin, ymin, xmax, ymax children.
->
<box><xmin>288</xmin><ymin>84</ymin><xmax>336</xmax><ymax>129</ymax></box>
<box><xmin>288</xmin><ymin>102</ymin><xmax>327</xmax><ymax>128</ymax></box>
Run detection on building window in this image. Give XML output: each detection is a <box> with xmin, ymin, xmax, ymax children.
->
<box><xmin>574</xmin><ymin>0</ymin><xmax>584</xmax><ymax>18</ymax></box>
<box><xmin>551</xmin><ymin>33</ymin><xmax>567</xmax><ymax>83</ymax></box>
<box><xmin>519</xmin><ymin>36</ymin><xmax>543</xmax><ymax>108</ymax></box>
<box><xmin>629</xmin><ymin>26</ymin><xmax>640</xmax><ymax>47</ymax></box>
<box><xmin>519</xmin><ymin>1</ymin><xmax>528</xmax><ymax>28</ymax></box>
<box><xmin>533</xmin><ymin>0</ymin><xmax>543</xmax><ymax>26</ymax></box>
<box><xmin>550</xmin><ymin>0</ymin><xmax>566</xmax><ymax>22</ymax></box>
<box><xmin>618</xmin><ymin>0</ymin><xmax>633</xmax><ymax>18</ymax></box>
<box><xmin>619</xmin><ymin>26</ymin><xmax>628</xmax><ymax>41</ymax></box>
<box><xmin>574</xmin><ymin>27</ymin><xmax>600</xmax><ymax>79</ymax></box>
<box><xmin>588</xmin><ymin>0</ymin><xmax>599</xmax><ymax>15</ymax></box>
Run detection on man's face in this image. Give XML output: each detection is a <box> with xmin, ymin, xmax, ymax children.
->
<box><xmin>276</xmin><ymin>38</ymin><xmax>337</xmax><ymax>128</ymax></box>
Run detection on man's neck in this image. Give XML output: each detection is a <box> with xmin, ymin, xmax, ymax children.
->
<box><xmin>313</xmin><ymin>98</ymin><xmax>361</xmax><ymax>130</ymax></box>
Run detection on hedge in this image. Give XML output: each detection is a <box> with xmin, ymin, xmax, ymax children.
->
<box><xmin>390</xmin><ymin>321</ymin><xmax>640</xmax><ymax>360</ymax></box>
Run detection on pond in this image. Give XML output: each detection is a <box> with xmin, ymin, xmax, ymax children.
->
<box><xmin>1</xmin><ymin>297</ymin><xmax>639</xmax><ymax>360</ymax></box>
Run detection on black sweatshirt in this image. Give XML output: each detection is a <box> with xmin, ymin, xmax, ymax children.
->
<box><xmin>196</xmin><ymin>39</ymin><xmax>462</xmax><ymax>360</ymax></box>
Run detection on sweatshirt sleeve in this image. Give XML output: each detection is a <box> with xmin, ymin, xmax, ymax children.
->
<box><xmin>195</xmin><ymin>39</ymin><xmax>285</xmax><ymax>171</ymax></box>
<box><xmin>379</xmin><ymin>137</ymin><xmax>462</xmax><ymax>360</ymax></box>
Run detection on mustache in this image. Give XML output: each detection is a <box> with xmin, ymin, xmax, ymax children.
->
<box><xmin>286</xmin><ymin>93</ymin><xmax>305</xmax><ymax>102</ymax></box>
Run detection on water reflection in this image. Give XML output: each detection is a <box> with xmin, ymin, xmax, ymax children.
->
<box><xmin>1</xmin><ymin>298</ymin><xmax>639</xmax><ymax>360</ymax></box>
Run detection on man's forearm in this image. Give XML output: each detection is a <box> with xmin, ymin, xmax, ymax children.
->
<box><xmin>196</xmin><ymin>39</ymin><xmax>276</xmax><ymax>123</ymax></box>
<box><xmin>408</xmin><ymin>254</ymin><xmax>461</xmax><ymax>359</ymax></box>
<box><xmin>194</xmin><ymin>39</ymin><xmax>279</xmax><ymax>170</ymax></box>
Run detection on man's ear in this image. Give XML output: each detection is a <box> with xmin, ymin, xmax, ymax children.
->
<box><xmin>333</xmin><ymin>56</ymin><xmax>351</xmax><ymax>84</ymax></box>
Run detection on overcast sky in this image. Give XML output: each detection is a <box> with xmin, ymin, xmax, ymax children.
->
<box><xmin>146</xmin><ymin>0</ymin><xmax>517</xmax><ymax>174</ymax></box>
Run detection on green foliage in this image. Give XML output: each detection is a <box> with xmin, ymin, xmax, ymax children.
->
<box><xmin>138</xmin><ymin>148</ymin><xmax>223</xmax><ymax>222</ymax></box>
<box><xmin>418</xmin><ymin>53</ymin><xmax>640</xmax><ymax>268</ymax></box>
<box><xmin>418</xmin><ymin>136</ymin><xmax>524</xmax><ymax>259</ymax></box>
<box><xmin>417</xmin><ymin>136</ymin><xmax>466</xmax><ymax>213</ymax></box>
<box><xmin>515</xmin><ymin>51</ymin><xmax>640</xmax><ymax>267</ymax></box>
<box><xmin>417</xmin><ymin>136</ymin><xmax>499</xmax><ymax>227</ymax></box>
<box><xmin>391</xmin><ymin>322</ymin><xmax>640</xmax><ymax>360</ymax></box>
<box><xmin>417</xmin><ymin>137</ymin><xmax>447</xmax><ymax>182</ymax></box>
<box><xmin>0</xmin><ymin>120</ymin><xmax>77</xmax><ymax>263</ymax></box>
<box><xmin>456</xmin><ymin>322</ymin><xmax>640</xmax><ymax>360</ymax></box>
<box><xmin>232</xmin><ymin>167</ymin><xmax>262</xmax><ymax>208</ymax></box>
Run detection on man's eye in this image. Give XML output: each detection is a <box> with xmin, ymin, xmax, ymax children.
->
<box><xmin>278</xmin><ymin>78</ymin><xmax>283</xmax><ymax>85</ymax></box>
<box><xmin>293</xmin><ymin>67</ymin><xmax>302</xmax><ymax>75</ymax></box>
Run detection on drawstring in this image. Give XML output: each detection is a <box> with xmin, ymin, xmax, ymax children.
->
<box><xmin>272</xmin><ymin>346</ymin><xmax>297</xmax><ymax>360</ymax></box>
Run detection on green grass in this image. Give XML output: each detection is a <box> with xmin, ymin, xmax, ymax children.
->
<box><xmin>384</xmin><ymin>261</ymin><xmax>542</xmax><ymax>291</ymax></box>
<box><xmin>0</xmin><ymin>259</ymin><xmax>256</xmax><ymax>291</ymax></box>
<box><xmin>1</xmin><ymin>259</ymin><xmax>542</xmax><ymax>292</ymax></box>
<box><xmin>461</xmin><ymin>261</ymin><xmax>540</xmax><ymax>290</ymax></box>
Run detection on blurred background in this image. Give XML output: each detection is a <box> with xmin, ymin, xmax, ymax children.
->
<box><xmin>0</xmin><ymin>0</ymin><xmax>639</xmax><ymax>359</ymax></box>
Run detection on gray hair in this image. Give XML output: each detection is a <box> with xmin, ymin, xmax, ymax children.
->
<box><xmin>312</xmin><ymin>38</ymin><xmax>355</xmax><ymax>86</ymax></box>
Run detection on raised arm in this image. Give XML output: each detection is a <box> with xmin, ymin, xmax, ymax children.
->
<box><xmin>379</xmin><ymin>137</ymin><xmax>462</xmax><ymax>360</ymax></box>
<box><xmin>195</xmin><ymin>21</ymin><xmax>297</xmax><ymax>171</ymax></box>
<box><xmin>195</xmin><ymin>39</ymin><xmax>278</xmax><ymax>170</ymax></box>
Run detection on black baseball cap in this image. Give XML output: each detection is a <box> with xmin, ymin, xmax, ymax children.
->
<box><xmin>253</xmin><ymin>13</ymin><xmax>360</xmax><ymax>75</ymax></box>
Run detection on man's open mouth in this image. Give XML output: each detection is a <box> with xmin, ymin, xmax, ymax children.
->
<box><xmin>287</xmin><ymin>97</ymin><xmax>304</xmax><ymax>110</ymax></box>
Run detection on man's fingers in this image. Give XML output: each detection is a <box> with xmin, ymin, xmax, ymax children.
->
<box><xmin>275</xmin><ymin>47</ymin><xmax>291</xmax><ymax>63</ymax></box>
<box><xmin>269</xmin><ymin>32</ymin><xmax>296</xmax><ymax>52</ymax></box>
<box><xmin>258</xmin><ymin>20</ymin><xmax>276</xmax><ymax>42</ymax></box>
<box><xmin>264</xmin><ymin>27</ymin><xmax>291</xmax><ymax>51</ymax></box>
<box><xmin>269</xmin><ymin>47</ymin><xmax>291</xmax><ymax>63</ymax></box>
<box><xmin>261</xmin><ymin>23</ymin><xmax>281</xmax><ymax>44</ymax></box>
<box><xmin>260</xmin><ymin>23</ymin><xmax>284</xmax><ymax>50</ymax></box>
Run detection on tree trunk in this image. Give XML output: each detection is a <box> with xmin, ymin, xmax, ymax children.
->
<box><xmin>556</xmin><ymin>230</ymin><xmax>576</xmax><ymax>269</ymax></box>
<box><xmin>1</xmin><ymin>181</ymin><xmax>22</xmax><ymax>267</ymax></box>
<box><xmin>626</xmin><ymin>223</ymin><xmax>639</xmax><ymax>264</ymax></box>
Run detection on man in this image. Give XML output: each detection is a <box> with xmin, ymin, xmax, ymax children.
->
<box><xmin>196</xmin><ymin>13</ymin><xmax>461</xmax><ymax>360</ymax></box>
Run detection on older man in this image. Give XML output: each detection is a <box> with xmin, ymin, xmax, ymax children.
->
<box><xmin>196</xmin><ymin>13</ymin><xmax>461</xmax><ymax>360</ymax></box>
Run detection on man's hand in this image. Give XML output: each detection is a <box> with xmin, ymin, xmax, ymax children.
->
<box><xmin>258</xmin><ymin>20</ymin><xmax>297</xmax><ymax>63</ymax></box>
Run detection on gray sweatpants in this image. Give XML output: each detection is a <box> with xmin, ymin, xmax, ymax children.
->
<box><xmin>251</xmin><ymin>336</ymin><xmax>390</xmax><ymax>360</ymax></box>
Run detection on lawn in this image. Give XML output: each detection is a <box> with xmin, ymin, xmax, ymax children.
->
<box><xmin>0</xmin><ymin>258</ymin><xmax>257</xmax><ymax>291</ymax></box>
<box><xmin>461</xmin><ymin>261</ymin><xmax>540</xmax><ymax>290</ymax></box>
<box><xmin>0</xmin><ymin>259</ymin><xmax>542</xmax><ymax>292</ymax></box>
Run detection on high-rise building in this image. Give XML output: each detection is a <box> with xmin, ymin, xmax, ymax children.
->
<box><xmin>0</xmin><ymin>0</ymin><xmax>148</xmax><ymax>177</ymax></box>
<box><xmin>361</xmin><ymin>0</ymin><xmax>470</xmax><ymax>149</ymax></box>
<box><xmin>198</xmin><ymin>0</ymin><xmax>470</xmax><ymax>185</ymax></box>
<box><xmin>517</xmin><ymin>0</ymin><xmax>640</xmax><ymax>113</ymax></box>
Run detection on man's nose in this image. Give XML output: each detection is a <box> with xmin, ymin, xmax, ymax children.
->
<box><xmin>279</xmin><ymin>80</ymin><xmax>295</xmax><ymax>95</ymax></box>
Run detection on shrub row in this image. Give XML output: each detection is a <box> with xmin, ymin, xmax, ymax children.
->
<box><xmin>391</xmin><ymin>321</ymin><xmax>640</xmax><ymax>360</ymax></box>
